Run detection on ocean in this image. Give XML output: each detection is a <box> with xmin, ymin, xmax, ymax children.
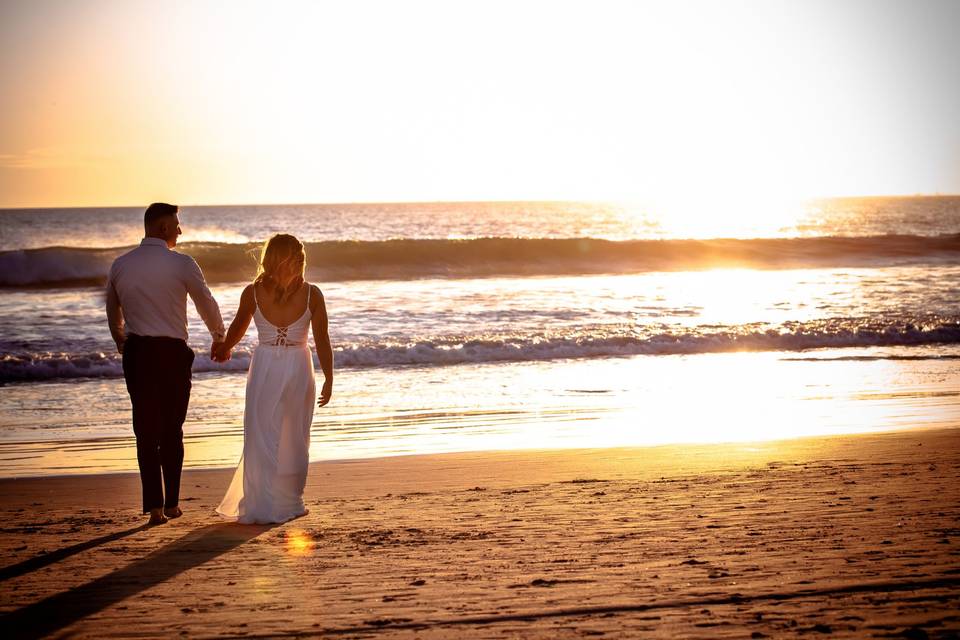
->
<box><xmin>1</xmin><ymin>198</ymin><xmax>958</xmax><ymax>477</ymax></box>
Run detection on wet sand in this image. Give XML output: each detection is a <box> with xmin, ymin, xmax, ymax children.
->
<box><xmin>1</xmin><ymin>428</ymin><xmax>959</xmax><ymax>638</ymax></box>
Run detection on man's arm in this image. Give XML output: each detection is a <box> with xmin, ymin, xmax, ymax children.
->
<box><xmin>105</xmin><ymin>276</ymin><xmax>126</xmax><ymax>353</ymax></box>
<box><xmin>183</xmin><ymin>256</ymin><xmax>226</xmax><ymax>344</ymax></box>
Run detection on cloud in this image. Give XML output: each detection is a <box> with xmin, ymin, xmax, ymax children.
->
<box><xmin>0</xmin><ymin>148</ymin><xmax>105</xmax><ymax>170</ymax></box>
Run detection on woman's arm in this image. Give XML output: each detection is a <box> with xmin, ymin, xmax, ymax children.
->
<box><xmin>309</xmin><ymin>284</ymin><xmax>334</xmax><ymax>407</ymax></box>
<box><xmin>216</xmin><ymin>285</ymin><xmax>256</xmax><ymax>361</ymax></box>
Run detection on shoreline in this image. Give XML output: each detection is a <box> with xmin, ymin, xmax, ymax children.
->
<box><xmin>2</xmin><ymin>426</ymin><xmax>959</xmax><ymax>637</ymax></box>
<box><xmin>0</xmin><ymin>421</ymin><xmax>956</xmax><ymax>483</ymax></box>
<box><xmin>5</xmin><ymin>341</ymin><xmax>960</xmax><ymax>480</ymax></box>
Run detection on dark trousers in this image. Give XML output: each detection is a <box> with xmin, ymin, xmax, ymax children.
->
<box><xmin>122</xmin><ymin>334</ymin><xmax>194</xmax><ymax>512</ymax></box>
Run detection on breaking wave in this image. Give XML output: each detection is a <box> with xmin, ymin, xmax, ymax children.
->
<box><xmin>2</xmin><ymin>234</ymin><xmax>958</xmax><ymax>288</ymax></box>
<box><xmin>3</xmin><ymin>316</ymin><xmax>958</xmax><ymax>383</ymax></box>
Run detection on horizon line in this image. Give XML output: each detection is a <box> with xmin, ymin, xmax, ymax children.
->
<box><xmin>2</xmin><ymin>193</ymin><xmax>959</xmax><ymax>212</ymax></box>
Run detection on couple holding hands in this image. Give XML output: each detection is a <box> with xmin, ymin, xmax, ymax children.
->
<box><xmin>106</xmin><ymin>202</ymin><xmax>333</xmax><ymax>525</ymax></box>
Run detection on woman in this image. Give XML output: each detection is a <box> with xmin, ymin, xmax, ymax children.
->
<box><xmin>216</xmin><ymin>234</ymin><xmax>333</xmax><ymax>524</ymax></box>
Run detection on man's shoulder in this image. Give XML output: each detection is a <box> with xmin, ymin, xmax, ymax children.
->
<box><xmin>113</xmin><ymin>244</ymin><xmax>142</xmax><ymax>261</ymax></box>
<box><xmin>169</xmin><ymin>248</ymin><xmax>197</xmax><ymax>262</ymax></box>
<box><xmin>166</xmin><ymin>249</ymin><xmax>203</xmax><ymax>273</ymax></box>
<box><xmin>111</xmin><ymin>245</ymin><xmax>196</xmax><ymax>272</ymax></box>
<box><xmin>110</xmin><ymin>245</ymin><xmax>143</xmax><ymax>271</ymax></box>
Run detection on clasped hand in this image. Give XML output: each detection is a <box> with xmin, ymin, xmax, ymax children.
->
<box><xmin>211</xmin><ymin>341</ymin><xmax>232</xmax><ymax>363</ymax></box>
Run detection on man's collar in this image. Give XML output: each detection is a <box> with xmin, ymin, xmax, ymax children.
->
<box><xmin>140</xmin><ymin>237</ymin><xmax>169</xmax><ymax>248</ymax></box>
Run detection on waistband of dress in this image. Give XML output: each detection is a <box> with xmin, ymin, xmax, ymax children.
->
<box><xmin>256</xmin><ymin>343</ymin><xmax>309</xmax><ymax>350</ymax></box>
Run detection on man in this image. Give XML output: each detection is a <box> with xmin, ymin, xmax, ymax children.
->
<box><xmin>106</xmin><ymin>203</ymin><xmax>226</xmax><ymax>525</ymax></box>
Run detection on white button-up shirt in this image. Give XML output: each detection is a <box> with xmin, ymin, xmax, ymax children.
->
<box><xmin>107</xmin><ymin>237</ymin><xmax>225</xmax><ymax>342</ymax></box>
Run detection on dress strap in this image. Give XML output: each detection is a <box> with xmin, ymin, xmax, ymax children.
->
<box><xmin>252</xmin><ymin>283</ymin><xmax>259</xmax><ymax>310</ymax></box>
<box><xmin>306</xmin><ymin>283</ymin><xmax>311</xmax><ymax>309</ymax></box>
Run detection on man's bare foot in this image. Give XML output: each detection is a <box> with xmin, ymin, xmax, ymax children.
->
<box><xmin>163</xmin><ymin>506</ymin><xmax>183</xmax><ymax>519</ymax></box>
<box><xmin>148</xmin><ymin>508</ymin><xmax>168</xmax><ymax>525</ymax></box>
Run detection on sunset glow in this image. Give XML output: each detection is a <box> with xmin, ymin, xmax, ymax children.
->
<box><xmin>2</xmin><ymin>3</ymin><xmax>959</xmax><ymax>637</ymax></box>
<box><xmin>2</xmin><ymin>0</ymin><xmax>958</xmax><ymax>209</ymax></box>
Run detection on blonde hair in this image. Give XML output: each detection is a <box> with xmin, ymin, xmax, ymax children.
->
<box><xmin>254</xmin><ymin>234</ymin><xmax>306</xmax><ymax>304</ymax></box>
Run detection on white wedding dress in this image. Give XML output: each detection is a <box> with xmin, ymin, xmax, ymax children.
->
<box><xmin>217</xmin><ymin>286</ymin><xmax>315</xmax><ymax>524</ymax></box>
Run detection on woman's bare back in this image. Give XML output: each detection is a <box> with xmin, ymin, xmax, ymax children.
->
<box><xmin>254</xmin><ymin>281</ymin><xmax>310</xmax><ymax>327</ymax></box>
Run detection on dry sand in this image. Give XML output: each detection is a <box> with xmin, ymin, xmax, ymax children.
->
<box><xmin>1</xmin><ymin>428</ymin><xmax>959</xmax><ymax>638</ymax></box>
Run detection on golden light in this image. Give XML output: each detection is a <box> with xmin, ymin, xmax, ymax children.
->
<box><xmin>639</xmin><ymin>194</ymin><xmax>810</xmax><ymax>239</ymax></box>
<box><xmin>284</xmin><ymin>528</ymin><xmax>315</xmax><ymax>556</ymax></box>
<box><xmin>2</xmin><ymin>1</ymin><xmax>956</xmax><ymax>208</ymax></box>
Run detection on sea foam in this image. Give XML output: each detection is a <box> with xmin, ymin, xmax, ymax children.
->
<box><xmin>4</xmin><ymin>316</ymin><xmax>958</xmax><ymax>383</ymax></box>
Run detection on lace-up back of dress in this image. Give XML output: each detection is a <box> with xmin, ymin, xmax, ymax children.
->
<box><xmin>253</xmin><ymin>285</ymin><xmax>312</xmax><ymax>347</ymax></box>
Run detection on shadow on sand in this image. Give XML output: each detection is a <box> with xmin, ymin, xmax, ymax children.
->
<box><xmin>3</xmin><ymin>522</ymin><xmax>275</xmax><ymax>639</ymax></box>
<box><xmin>0</xmin><ymin>523</ymin><xmax>151</xmax><ymax>583</ymax></box>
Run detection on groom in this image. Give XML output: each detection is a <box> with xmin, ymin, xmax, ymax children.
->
<box><xmin>105</xmin><ymin>203</ymin><xmax>226</xmax><ymax>525</ymax></box>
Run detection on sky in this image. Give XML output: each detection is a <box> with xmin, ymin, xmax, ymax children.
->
<box><xmin>1</xmin><ymin>0</ymin><xmax>959</xmax><ymax>208</ymax></box>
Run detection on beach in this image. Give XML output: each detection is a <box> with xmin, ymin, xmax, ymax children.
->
<box><xmin>4</xmin><ymin>0</ymin><xmax>960</xmax><ymax>635</ymax></box>
<box><xmin>1</xmin><ymin>201</ymin><xmax>959</xmax><ymax>638</ymax></box>
<box><xmin>2</xmin><ymin>427</ymin><xmax>958</xmax><ymax>638</ymax></box>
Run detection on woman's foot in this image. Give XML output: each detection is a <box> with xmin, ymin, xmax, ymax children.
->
<box><xmin>163</xmin><ymin>506</ymin><xmax>183</xmax><ymax>519</ymax></box>
<box><xmin>148</xmin><ymin>508</ymin><xmax>168</xmax><ymax>525</ymax></box>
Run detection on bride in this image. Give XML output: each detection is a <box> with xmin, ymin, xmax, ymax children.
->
<box><xmin>215</xmin><ymin>234</ymin><xmax>333</xmax><ymax>524</ymax></box>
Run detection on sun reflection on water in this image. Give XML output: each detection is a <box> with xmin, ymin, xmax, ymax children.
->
<box><xmin>625</xmin><ymin>195</ymin><xmax>810</xmax><ymax>239</ymax></box>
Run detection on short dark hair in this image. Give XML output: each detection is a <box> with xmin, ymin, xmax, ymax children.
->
<box><xmin>144</xmin><ymin>202</ymin><xmax>179</xmax><ymax>224</ymax></box>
